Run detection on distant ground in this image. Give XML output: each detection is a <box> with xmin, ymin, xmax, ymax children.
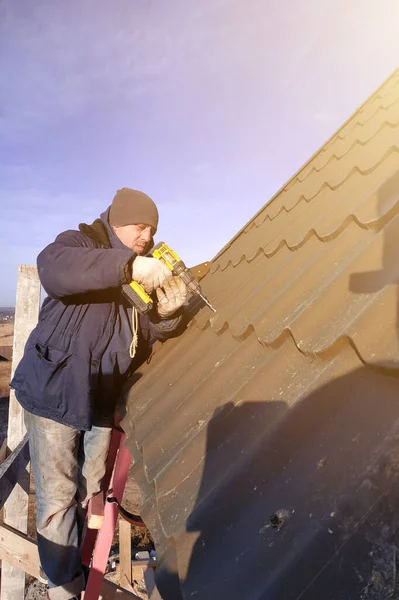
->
<box><xmin>0</xmin><ymin>307</ymin><xmax>15</xmax><ymax>324</ymax></box>
<box><xmin>0</xmin><ymin>323</ymin><xmax>13</xmax><ymax>449</ymax></box>
<box><xmin>0</xmin><ymin>323</ymin><xmax>13</xmax><ymax>399</ymax></box>
<box><xmin>0</xmin><ymin>322</ymin><xmax>13</xmax><ymax>344</ymax></box>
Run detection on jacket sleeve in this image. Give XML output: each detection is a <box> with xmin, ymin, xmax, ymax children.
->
<box><xmin>37</xmin><ymin>230</ymin><xmax>135</xmax><ymax>299</ymax></box>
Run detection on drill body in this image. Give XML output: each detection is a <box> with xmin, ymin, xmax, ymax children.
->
<box><xmin>122</xmin><ymin>242</ymin><xmax>215</xmax><ymax>315</ymax></box>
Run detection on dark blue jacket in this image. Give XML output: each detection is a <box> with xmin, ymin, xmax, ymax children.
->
<box><xmin>10</xmin><ymin>215</ymin><xmax>183</xmax><ymax>430</ymax></box>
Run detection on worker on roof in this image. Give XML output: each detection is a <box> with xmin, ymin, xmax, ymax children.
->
<box><xmin>11</xmin><ymin>188</ymin><xmax>187</xmax><ymax>600</ymax></box>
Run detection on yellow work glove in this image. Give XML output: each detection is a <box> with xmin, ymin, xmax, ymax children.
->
<box><xmin>156</xmin><ymin>277</ymin><xmax>188</xmax><ymax>318</ymax></box>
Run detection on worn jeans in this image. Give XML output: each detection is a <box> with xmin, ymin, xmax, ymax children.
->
<box><xmin>24</xmin><ymin>411</ymin><xmax>112</xmax><ymax>600</ymax></box>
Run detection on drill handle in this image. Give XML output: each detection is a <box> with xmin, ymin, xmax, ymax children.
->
<box><xmin>122</xmin><ymin>282</ymin><xmax>153</xmax><ymax>315</ymax></box>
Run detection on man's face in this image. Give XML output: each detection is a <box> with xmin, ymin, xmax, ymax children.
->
<box><xmin>112</xmin><ymin>223</ymin><xmax>155</xmax><ymax>254</ymax></box>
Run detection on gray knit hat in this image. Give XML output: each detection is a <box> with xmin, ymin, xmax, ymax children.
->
<box><xmin>109</xmin><ymin>188</ymin><xmax>159</xmax><ymax>232</ymax></box>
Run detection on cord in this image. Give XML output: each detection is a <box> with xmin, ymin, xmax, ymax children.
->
<box><xmin>129</xmin><ymin>306</ymin><xmax>139</xmax><ymax>358</ymax></box>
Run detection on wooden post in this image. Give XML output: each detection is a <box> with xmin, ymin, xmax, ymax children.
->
<box><xmin>118</xmin><ymin>519</ymin><xmax>132</xmax><ymax>589</ymax></box>
<box><xmin>1</xmin><ymin>265</ymin><xmax>40</xmax><ymax>600</ymax></box>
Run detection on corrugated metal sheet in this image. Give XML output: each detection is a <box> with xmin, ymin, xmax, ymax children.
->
<box><xmin>122</xmin><ymin>67</ymin><xmax>399</xmax><ymax>599</ymax></box>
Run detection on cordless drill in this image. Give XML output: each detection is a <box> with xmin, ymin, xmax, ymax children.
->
<box><xmin>122</xmin><ymin>242</ymin><xmax>216</xmax><ymax>315</ymax></box>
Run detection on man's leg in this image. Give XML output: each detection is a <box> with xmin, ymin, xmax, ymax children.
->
<box><xmin>25</xmin><ymin>411</ymin><xmax>86</xmax><ymax>600</ymax></box>
<box><xmin>76</xmin><ymin>424</ymin><xmax>113</xmax><ymax>544</ymax></box>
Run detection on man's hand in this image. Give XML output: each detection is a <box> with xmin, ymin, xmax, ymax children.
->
<box><xmin>156</xmin><ymin>277</ymin><xmax>188</xmax><ymax>318</ymax></box>
<box><xmin>132</xmin><ymin>256</ymin><xmax>172</xmax><ymax>293</ymax></box>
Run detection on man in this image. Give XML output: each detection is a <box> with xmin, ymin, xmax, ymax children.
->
<box><xmin>11</xmin><ymin>188</ymin><xmax>187</xmax><ymax>600</ymax></box>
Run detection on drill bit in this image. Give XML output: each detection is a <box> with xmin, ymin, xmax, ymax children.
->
<box><xmin>185</xmin><ymin>277</ymin><xmax>216</xmax><ymax>312</ymax></box>
<box><xmin>199</xmin><ymin>292</ymin><xmax>217</xmax><ymax>313</ymax></box>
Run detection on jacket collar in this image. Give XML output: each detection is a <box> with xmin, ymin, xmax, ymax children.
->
<box><xmin>78</xmin><ymin>218</ymin><xmax>111</xmax><ymax>248</ymax></box>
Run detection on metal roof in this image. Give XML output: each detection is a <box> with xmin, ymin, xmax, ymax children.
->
<box><xmin>122</xmin><ymin>67</ymin><xmax>399</xmax><ymax>600</ymax></box>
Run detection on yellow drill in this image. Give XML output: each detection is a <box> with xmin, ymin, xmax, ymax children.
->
<box><xmin>122</xmin><ymin>242</ymin><xmax>216</xmax><ymax>315</ymax></box>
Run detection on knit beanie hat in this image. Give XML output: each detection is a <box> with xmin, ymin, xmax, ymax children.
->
<box><xmin>109</xmin><ymin>188</ymin><xmax>159</xmax><ymax>232</ymax></box>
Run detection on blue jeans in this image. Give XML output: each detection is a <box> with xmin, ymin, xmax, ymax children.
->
<box><xmin>24</xmin><ymin>411</ymin><xmax>112</xmax><ymax>600</ymax></box>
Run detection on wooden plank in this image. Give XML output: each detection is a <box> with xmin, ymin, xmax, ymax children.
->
<box><xmin>131</xmin><ymin>557</ymin><xmax>156</xmax><ymax>590</ymax></box>
<box><xmin>0</xmin><ymin>437</ymin><xmax>6</xmax><ymax>465</ymax></box>
<box><xmin>131</xmin><ymin>565</ymin><xmax>144</xmax><ymax>589</ymax></box>
<box><xmin>119</xmin><ymin>519</ymin><xmax>132</xmax><ymax>586</ymax></box>
<box><xmin>98</xmin><ymin>580</ymin><xmax>141</xmax><ymax>600</ymax></box>
<box><xmin>1</xmin><ymin>265</ymin><xmax>41</xmax><ymax>600</ymax></box>
<box><xmin>0</xmin><ymin>525</ymin><xmax>141</xmax><ymax>600</ymax></box>
<box><xmin>143</xmin><ymin>568</ymin><xmax>163</xmax><ymax>600</ymax></box>
<box><xmin>0</xmin><ymin>524</ymin><xmax>40</xmax><ymax>580</ymax></box>
<box><xmin>88</xmin><ymin>491</ymin><xmax>105</xmax><ymax>529</ymax></box>
<box><xmin>119</xmin><ymin>575</ymin><xmax>134</xmax><ymax>594</ymax></box>
<box><xmin>0</xmin><ymin>434</ymin><xmax>29</xmax><ymax>510</ymax></box>
<box><xmin>131</xmin><ymin>558</ymin><xmax>156</xmax><ymax>583</ymax></box>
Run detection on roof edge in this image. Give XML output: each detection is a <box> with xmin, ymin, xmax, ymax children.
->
<box><xmin>212</xmin><ymin>66</ymin><xmax>399</xmax><ymax>263</ymax></box>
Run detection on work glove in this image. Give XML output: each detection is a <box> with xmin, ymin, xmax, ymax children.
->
<box><xmin>132</xmin><ymin>256</ymin><xmax>172</xmax><ymax>293</ymax></box>
<box><xmin>156</xmin><ymin>277</ymin><xmax>188</xmax><ymax>318</ymax></box>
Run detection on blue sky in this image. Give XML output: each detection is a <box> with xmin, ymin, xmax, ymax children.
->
<box><xmin>1</xmin><ymin>0</ymin><xmax>399</xmax><ymax>306</ymax></box>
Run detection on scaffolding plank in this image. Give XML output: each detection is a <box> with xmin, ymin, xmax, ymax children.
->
<box><xmin>0</xmin><ymin>434</ymin><xmax>29</xmax><ymax>510</ymax></box>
